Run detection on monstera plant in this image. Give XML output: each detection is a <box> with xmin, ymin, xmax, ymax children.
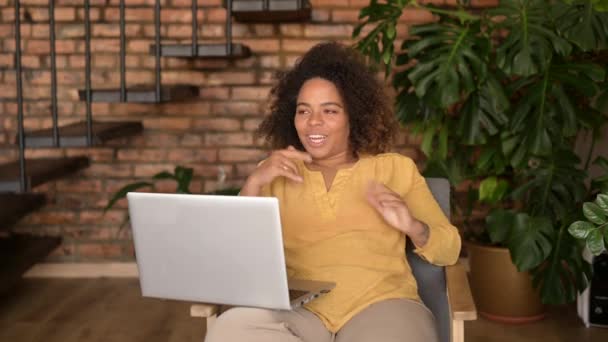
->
<box><xmin>354</xmin><ymin>0</ymin><xmax>608</xmax><ymax>304</ymax></box>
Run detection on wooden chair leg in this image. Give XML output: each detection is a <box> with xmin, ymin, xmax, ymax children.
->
<box><xmin>452</xmin><ymin>319</ymin><xmax>464</xmax><ymax>342</ymax></box>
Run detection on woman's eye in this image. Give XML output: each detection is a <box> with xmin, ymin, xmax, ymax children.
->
<box><xmin>325</xmin><ymin>110</ymin><xmax>337</xmax><ymax>114</ymax></box>
<box><xmin>296</xmin><ymin>110</ymin><xmax>308</xmax><ymax>115</ymax></box>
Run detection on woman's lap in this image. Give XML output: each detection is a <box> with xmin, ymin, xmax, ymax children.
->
<box><xmin>205</xmin><ymin>298</ymin><xmax>437</xmax><ymax>342</ymax></box>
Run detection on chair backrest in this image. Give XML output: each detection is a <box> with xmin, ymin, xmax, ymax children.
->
<box><xmin>406</xmin><ymin>177</ymin><xmax>450</xmax><ymax>342</ymax></box>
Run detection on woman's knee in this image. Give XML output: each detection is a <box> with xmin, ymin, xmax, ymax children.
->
<box><xmin>205</xmin><ymin>307</ymin><xmax>275</xmax><ymax>342</ymax></box>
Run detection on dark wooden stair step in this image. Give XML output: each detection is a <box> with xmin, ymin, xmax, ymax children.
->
<box><xmin>0</xmin><ymin>156</ymin><xmax>90</xmax><ymax>192</ymax></box>
<box><xmin>230</xmin><ymin>0</ymin><xmax>311</xmax><ymax>22</ymax></box>
<box><xmin>150</xmin><ymin>43</ymin><xmax>251</xmax><ymax>59</ymax></box>
<box><xmin>0</xmin><ymin>234</ymin><xmax>61</xmax><ymax>294</ymax></box>
<box><xmin>20</xmin><ymin>121</ymin><xmax>143</xmax><ymax>148</ymax></box>
<box><xmin>0</xmin><ymin>193</ymin><xmax>46</xmax><ymax>231</ymax></box>
<box><xmin>78</xmin><ymin>85</ymin><xmax>198</xmax><ymax>103</ymax></box>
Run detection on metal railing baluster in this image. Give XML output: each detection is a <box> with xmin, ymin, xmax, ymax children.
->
<box><xmin>49</xmin><ymin>0</ymin><xmax>59</xmax><ymax>147</ymax></box>
<box><xmin>85</xmin><ymin>0</ymin><xmax>92</xmax><ymax>145</ymax></box>
<box><xmin>192</xmin><ymin>0</ymin><xmax>198</xmax><ymax>57</ymax></box>
<box><xmin>120</xmin><ymin>0</ymin><xmax>126</xmax><ymax>102</ymax></box>
<box><xmin>154</xmin><ymin>0</ymin><xmax>161</xmax><ymax>102</ymax></box>
<box><xmin>225</xmin><ymin>0</ymin><xmax>233</xmax><ymax>56</ymax></box>
<box><xmin>14</xmin><ymin>0</ymin><xmax>27</xmax><ymax>192</ymax></box>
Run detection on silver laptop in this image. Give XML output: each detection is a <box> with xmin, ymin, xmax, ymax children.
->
<box><xmin>127</xmin><ymin>192</ymin><xmax>335</xmax><ymax>310</ymax></box>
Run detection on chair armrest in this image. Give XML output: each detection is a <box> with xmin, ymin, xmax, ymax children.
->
<box><xmin>190</xmin><ymin>303</ymin><xmax>220</xmax><ymax>318</ymax></box>
<box><xmin>446</xmin><ymin>262</ymin><xmax>477</xmax><ymax>321</ymax></box>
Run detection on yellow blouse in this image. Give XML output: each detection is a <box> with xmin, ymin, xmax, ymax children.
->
<box><xmin>260</xmin><ymin>152</ymin><xmax>461</xmax><ymax>332</ymax></box>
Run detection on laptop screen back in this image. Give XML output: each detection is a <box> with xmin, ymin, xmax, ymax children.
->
<box><xmin>127</xmin><ymin>192</ymin><xmax>292</xmax><ymax>310</ymax></box>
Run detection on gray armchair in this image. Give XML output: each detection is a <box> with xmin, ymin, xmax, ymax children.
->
<box><xmin>190</xmin><ymin>178</ymin><xmax>477</xmax><ymax>342</ymax></box>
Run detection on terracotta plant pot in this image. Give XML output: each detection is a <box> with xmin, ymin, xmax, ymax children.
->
<box><xmin>466</xmin><ymin>241</ymin><xmax>545</xmax><ymax>323</ymax></box>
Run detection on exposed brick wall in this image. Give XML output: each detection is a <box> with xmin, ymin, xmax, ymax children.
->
<box><xmin>0</xmin><ymin>0</ymin><xmax>496</xmax><ymax>261</ymax></box>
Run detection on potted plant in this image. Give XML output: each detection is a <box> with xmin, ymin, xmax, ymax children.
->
<box><xmin>353</xmin><ymin>0</ymin><xmax>608</xmax><ymax>320</ymax></box>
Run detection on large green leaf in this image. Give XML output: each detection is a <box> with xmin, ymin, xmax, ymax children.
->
<box><xmin>532</xmin><ymin>230</ymin><xmax>591</xmax><ymax>304</ymax></box>
<box><xmin>507</xmin><ymin>213</ymin><xmax>554</xmax><ymax>271</ymax></box>
<box><xmin>552</xmin><ymin>1</ymin><xmax>608</xmax><ymax>51</ymax></box>
<box><xmin>510</xmin><ymin>149</ymin><xmax>586</xmax><ymax>220</ymax></box>
<box><xmin>400</xmin><ymin>19</ymin><xmax>490</xmax><ymax>108</ymax></box>
<box><xmin>587</xmin><ymin>228</ymin><xmax>606</xmax><ymax>254</ymax></box>
<box><xmin>491</xmin><ymin>0</ymin><xmax>572</xmax><ymax>77</ymax></box>
<box><xmin>457</xmin><ymin>74</ymin><xmax>510</xmax><ymax>144</ymax></box>
<box><xmin>486</xmin><ymin>209</ymin><xmax>515</xmax><ymax>244</ymax></box>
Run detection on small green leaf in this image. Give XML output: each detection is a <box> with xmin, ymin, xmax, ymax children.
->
<box><xmin>587</xmin><ymin>229</ymin><xmax>606</xmax><ymax>256</ymax></box>
<box><xmin>568</xmin><ymin>221</ymin><xmax>595</xmax><ymax>239</ymax></box>
<box><xmin>386</xmin><ymin>23</ymin><xmax>396</xmax><ymax>40</ymax></box>
<box><xmin>583</xmin><ymin>202</ymin><xmax>607</xmax><ymax>225</ymax></box>
<box><xmin>596</xmin><ymin>193</ymin><xmax>608</xmax><ymax>214</ymax></box>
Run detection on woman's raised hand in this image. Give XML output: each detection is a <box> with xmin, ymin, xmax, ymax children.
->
<box><xmin>241</xmin><ymin>146</ymin><xmax>312</xmax><ymax>196</ymax></box>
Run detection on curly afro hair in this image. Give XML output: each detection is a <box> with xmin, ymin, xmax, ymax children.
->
<box><xmin>257</xmin><ymin>41</ymin><xmax>397</xmax><ymax>156</ymax></box>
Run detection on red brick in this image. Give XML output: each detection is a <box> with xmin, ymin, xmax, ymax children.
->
<box><xmin>93</xmin><ymin>23</ymin><xmax>141</xmax><ymax>37</ymax></box>
<box><xmin>171</xmin><ymin>0</ymin><xmax>221</xmax><ymax>7</ymax></box>
<box><xmin>234</xmin><ymin>39</ymin><xmax>280</xmax><ymax>52</ymax></box>
<box><xmin>211</xmin><ymin>102</ymin><xmax>259</xmax><ymax>116</ymax></box>
<box><xmin>24</xmin><ymin>210</ymin><xmax>76</xmax><ymax>225</ymax></box>
<box><xmin>199</xmin><ymin>87</ymin><xmax>230</xmax><ymax>100</ymax></box>
<box><xmin>206</xmin><ymin>72</ymin><xmax>256</xmax><ymax>85</ymax></box>
<box><xmin>76</xmin><ymin>7</ymin><xmax>101</xmax><ymax>21</ymax></box>
<box><xmin>311</xmin><ymin>9</ymin><xmax>331</xmax><ymax>22</ymax></box>
<box><xmin>235</xmin><ymin>163</ymin><xmax>259</xmax><ymax>177</ymax></box>
<box><xmin>260</xmin><ymin>56</ymin><xmax>281</xmax><ymax>68</ymax></box>
<box><xmin>206</xmin><ymin>8</ymin><xmax>226</xmax><ymax>23</ymax></box>
<box><xmin>24</xmin><ymin>149</ymin><xmax>65</xmax><ymax>158</ymax></box>
<box><xmin>134</xmin><ymin>164</ymin><xmax>177</xmax><ymax>177</ymax></box>
<box><xmin>304</xmin><ymin>24</ymin><xmax>353</xmax><ymax>37</ymax></box>
<box><xmin>193</xmin><ymin>118</ymin><xmax>241</xmax><ymax>131</ymax></box>
<box><xmin>161</xmin><ymin>70</ymin><xmax>206</xmax><ymax>85</ymax></box>
<box><xmin>206</xmin><ymin>132</ymin><xmax>253</xmax><ymax>147</ymax></box>
<box><xmin>192</xmin><ymin>59</ymin><xmax>230</xmax><ymax>69</ymax></box>
<box><xmin>0</xmin><ymin>24</ymin><xmax>12</xmax><ymax>38</ymax></box>
<box><xmin>57</xmin><ymin>24</ymin><xmax>85</xmax><ymax>38</ymax></box>
<box><xmin>332</xmin><ymin>9</ymin><xmax>360</xmax><ymax>22</ymax></box>
<box><xmin>161</xmin><ymin>8</ymin><xmax>194</xmax><ymax>23</ymax></box>
<box><xmin>158</xmin><ymin>102</ymin><xmax>211</xmax><ymax>116</ymax></box>
<box><xmin>282</xmin><ymin>39</ymin><xmax>326</xmax><ymax>53</ymax></box>
<box><xmin>399</xmin><ymin>8</ymin><xmax>435</xmax><ymax>23</ymax></box>
<box><xmin>56</xmin><ymin>179</ymin><xmax>103</xmax><ymax>193</ymax></box>
<box><xmin>84</xmin><ymin>164</ymin><xmax>133</xmax><ymax>177</ymax></box>
<box><xmin>180</xmin><ymin>133</ymin><xmax>203</xmax><ymax>146</ymax></box>
<box><xmin>143</xmin><ymin>118</ymin><xmax>192</xmax><ymax>130</ymax></box>
<box><xmin>0</xmin><ymin>53</ymin><xmax>13</xmax><ymax>68</ymax></box>
<box><xmin>349</xmin><ymin>0</ymin><xmax>370</xmax><ymax>5</ymax></box>
<box><xmin>79</xmin><ymin>210</ymin><xmax>125</xmax><ymax>225</ymax></box>
<box><xmin>65</xmin><ymin>148</ymin><xmax>115</xmax><ymax>162</ymax></box>
<box><xmin>117</xmin><ymin>149</ymin><xmax>166</xmax><ymax>161</ymax></box>
<box><xmin>311</xmin><ymin>0</ymin><xmax>349</xmax><ymax>6</ymax></box>
<box><xmin>218</xmin><ymin>148</ymin><xmax>267</xmax><ymax>162</ymax></box>
<box><xmin>243</xmin><ymin>118</ymin><xmax>263</xmax><ymax>131</ymax></box>
<box><xmin>167</xmin><ymin>149</ymin><xmax>217</xmax><ymax>162</ymax></box>
<box><xmin>78</xmin><ymin>243</ymin><xmax>123</xmax><ymax>259</ymax></box>
<box><xmin>104</xmin><ymin>8</ymin><xmax>154</xmax><ymax>22</ymax></box>
<box><xmin>26</xmin><ymin>40</ymin><xmax>76</xmax><ymax>54</ymax></box>
<box><xmin>232</xmin><ymin>86</ymin><xmax>271</xmax><ymax>100</ymax></box>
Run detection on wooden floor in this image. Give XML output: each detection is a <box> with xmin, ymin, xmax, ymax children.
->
<box><xmin>1</xmin><ymin>278</ymin><xmax>607</xmax><ymax>342</ymax></box>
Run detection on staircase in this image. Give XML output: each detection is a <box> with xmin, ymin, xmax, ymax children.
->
<box><xmin>1</xmin><ymin>0</ymin><xmax>311</xmax><ymax>293</ymax></box>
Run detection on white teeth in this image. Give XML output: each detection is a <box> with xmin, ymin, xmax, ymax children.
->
<box><xmin>307</xmin><ymin>135</ymin><xmax>327</xmax><ymax>145</ymax></box>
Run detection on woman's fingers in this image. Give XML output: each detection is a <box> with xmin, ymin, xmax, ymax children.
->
<box><xmin>277</xmin><ymin>166</ymin><xmax>303</xmax><ymax>182</ymax></box>
<box><xmin>282</xmin><ymin>146</ymin><xmax>313</xmax><ymax>162</ymax></box>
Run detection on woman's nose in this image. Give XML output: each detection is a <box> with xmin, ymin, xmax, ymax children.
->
<box><xmin>308</xmin><ymin>111</ymin><xmax>323</xmax><ymax>126</ymax></box>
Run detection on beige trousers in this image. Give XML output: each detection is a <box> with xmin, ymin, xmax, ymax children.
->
<box><xmin>205</xmin><ymin>298</ymin><xmax>438</xmax><ymax>342</ymax></box>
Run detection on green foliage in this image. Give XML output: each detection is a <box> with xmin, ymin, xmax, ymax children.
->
<box><xmin>104</xmin><ymin>166</ymin><xmax>241</xmax><ymax>228</ymax></box>
<box><xmin>354</xmin><ymin>0</ymin><xmax>608</xmax><ymax>304</ymax></box>
<box><xmin>568</xmin><ymin>192</ymin><xmax>608</xmax><ymax>255</ymax></box>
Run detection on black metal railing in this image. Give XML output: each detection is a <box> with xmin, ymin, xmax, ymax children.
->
<box><xmin>84</xmin><ymin>0</ymin><xmax>93</xmax><ymax>145</ymax></box>
<box><xmin>226</xmin><ymin>0</ymin><xmax>233</xmax><ymax>55</ymax></box>
<box><xmin>14</xmin><ymin>0</ymin><xmax>27</xmax><ymax>192</ymax></box>
<box><xmin>49</xmin><ymin>0</ymin><xmax>59</xmax><ymax>147</ymax></box>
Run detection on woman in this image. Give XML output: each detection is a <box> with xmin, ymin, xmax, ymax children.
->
<box><xmin>205</xmin><ymin>42</ymin><xmax>461</xmax><ymax>342</ymax></box>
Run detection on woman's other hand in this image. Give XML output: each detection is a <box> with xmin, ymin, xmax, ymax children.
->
<box><xmin>240</xmin><ymin>146</ymin><xmax>312</xmax><ymax>196</ymax></box>
<box><xmin>365</xmin><ymin>181</ymin><xmax>429</xmax><ymax>247</ymax></box>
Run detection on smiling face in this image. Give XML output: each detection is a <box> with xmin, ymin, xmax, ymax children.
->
<box><xmin>294</xmin><ymin>77</ymin><xmax>352</xmax><ymax>164</ymax></box>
